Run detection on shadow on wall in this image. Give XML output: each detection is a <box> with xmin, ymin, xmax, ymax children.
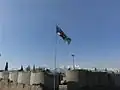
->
<box><xmin>67</xmin><ymin>81</ymin><xmax>80</xmax><ymax>90</ymax></box>
<box><xmin>32</xmin><ymin>83</ymin><xmax>59</xmax><ymax>90</ymax></box>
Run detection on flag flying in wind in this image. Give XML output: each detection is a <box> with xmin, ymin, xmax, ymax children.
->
<box><xmin>56</xmin><ymin>25</ymin><xmax>71</xmax><ymax>45</ymax></box>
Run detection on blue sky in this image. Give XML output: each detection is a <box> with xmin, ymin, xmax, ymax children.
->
<box><xmin>0</xmin><ymin>0</ymin><xmax>120</xmax><ymax>69</ymax></box>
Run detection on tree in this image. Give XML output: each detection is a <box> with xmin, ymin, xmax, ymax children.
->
<box><xmin>19</xmin><ymin>65</ymin><xmax>23</xmax><ymax>71</ymax></box>
<box><xmin>68</xmin><ymin>68</ymin><xmax>71</xmax><ymax>70</ymax></box>
<box><xmin>38</xmin><ymin>67</ymin><xmax>42</xmax><ymax>71</ymax></box>
<box><xmin>105</xmin><ymin>68</ymin><xmax>107</xmax><ymax>72</ymax></box>
<box><xmin>94</xmin><ymin>68</ymin><xmax>97</xmax><ymax>71</ymax></box>
<box><xmin>33</xmin><ymin>65</ymin><xmax>36</xmax><ymax>72</ymax></box>
<box><xmin>5</xmin><ymin>62</ymin><xmax>8</xmax><ymax>71</ymax></box>
<box><xmin>26</xmin><ymin>65</ymin><xmax>31</xmax><ymax>71</ymax></box>
<box><xmin>46</xmin><ymin>69</ymin><xmax>51</xmax><ymax>72</ymax></box>
<box><xmin>37</xmin><ymin>67</ymin><xmax>44</xmax><ymax>72</ymax></box>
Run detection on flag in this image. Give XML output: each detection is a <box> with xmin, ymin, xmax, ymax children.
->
<box><xmin>56</xmin><ymin>25</ymin><xmax>71</xmax><ymax>45</ymax></box>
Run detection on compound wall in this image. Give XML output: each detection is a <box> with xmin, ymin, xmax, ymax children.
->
<box><xmin>0</xmin><ymin>71</ymin><xmax>9</xmax><ymax>80</ymax></box>
<box><xmin>17</xmin><ymin>71</ymin><xmax>31</xmax><ymax>85</ymax></box>
<box><xmin>9</xmin><ymin>71</ymin><xmax>18</xmax><ymax>83</ymax></box>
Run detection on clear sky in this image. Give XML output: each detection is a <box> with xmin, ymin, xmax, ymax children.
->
<box><xmin>0</xmin><ymin>0</ymin><xmax>120</xmax><ymax>69</ymax></box>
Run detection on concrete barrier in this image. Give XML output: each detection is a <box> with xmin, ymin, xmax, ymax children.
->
<box><xmin>66</xmin><ymin>70</ymin><xmax>80</xmax><ymax>90</ymax></box>
<box><xmin>0</xmin><ymin>71</ymin><xmax>9</xmax><ymax>80</ymax></box>
<box><xmin>30</xmin><ymin>71</ymin><xmax>44</xmax><ymax>85</ymax></box>
<box><xmin>114</xmin><ymin>74</ymin><xmax>120</xmax><ymax>87</ymax></box>
<box><xmin>9</xmin><ymin>71</ymin><xmax>18</xmax><ymax>83</ymax></box>
<box><xmin>17</xmin><ymin>71</ymin><xmax>31</xmax><ymax>85</ymax></box>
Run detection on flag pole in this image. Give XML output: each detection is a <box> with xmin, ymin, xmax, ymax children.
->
<box><xmin>54</xmin><ymin>26</ymin><xmax>58</xmax><ymax>90</ymax></box>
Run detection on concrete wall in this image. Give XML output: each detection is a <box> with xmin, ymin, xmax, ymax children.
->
<box><xmin>0</xmin><ymin>80</ymin><xmax>44</xmax><ymax>90</ymax></box>
<box><xmin>9</xmin><ymin>71</ymin><xmax>18</xmax><ymax>83</ymax></box>
<box><xmin>59</xmin><ymin>85</ymin><xmax>67</xmax><ymax>90</ymax></box>
<box><xmin>0</xmin><ymin>70</ymin><xmax>60</xmax><ymax>90</ymax></box>
<box><xmin>79</xmin><ymin>70</ymin><xmax>87</xmax><ymax>87</ymax></box>
<box><xmin>107</xmin><ymin>73</ymin><xmax>115</xmax><ymax>86</ymax></box>
<box><xmin>113</xmin><ymin>74</ymin><xmax>120</xmax><ymax>87</ymax></box>
<box><xmin>66</xmin><ymin>70</ymin><xmax>80</xmax><ymax>82</ymax></box>
<box><xmin>97</xmin><ymin>72</ymin><xmax>109</xmax><ymax>86</ymax></box>
<box><xmin>30</xmin><ymin>71</ymin><xmax>59</xmax><ymax>89</ymax></box>
<box><xmin>86</xmin><ymin>72</ymin><xmax>98</xmax><ymax>87</ymax></box>
<box><xmin>66</xmin><ymin>70</ymin><xmax>81</xmax><ymax>90</ymax></box>
<box><xmin>65</xmin><ymin>70</ymin><xmax>116</xmax><ymax>88</ymax></box>
<box><xmin>30</xmin><ymin>71</ymin><xmax>45</xmax><ymax>85</ymax></box>
<box><xmin>0</xmin><ymin>69</ymin><xmax>120</xmax><ymax>90</ymax></box>
<box><xmin>45</xmin><ymin>72</ymin><xmax>60</xmax><ymax>89</ymax></box>
<box><xmin>0</xmin><ymin>72</ymin><xmax>3</xmax><ymax>79</ymax></box>
<box><xmin>0</xmin><ymin>71</ymin><xmax>9</xmax><ymax>80</ymax></box>
<box><xmin>86</xmin><ymin>71</ymin><xmax>110</xmax><ymax>87</ymax></box>
<box><xmin>17</xmin><ymin>72</ymin><xmax>31</xmax><ymax>85</ymax></box>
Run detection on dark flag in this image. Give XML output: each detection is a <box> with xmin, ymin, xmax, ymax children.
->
<box><xmin>56</xmin><ymin>25</ymin><xmax>71</xmax><ymax>45</ymax></box>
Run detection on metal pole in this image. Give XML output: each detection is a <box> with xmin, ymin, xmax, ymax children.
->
<box><xmin>72</xmin><ymin>54</ymin><xmax>75</xmax><ymax>70</ymax></box>
<box><xmin>54</xmin><ymin>28</ymin><xmax>58</xmax><ymax>90</ymax></box>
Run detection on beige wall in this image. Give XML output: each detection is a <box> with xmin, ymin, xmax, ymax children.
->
<box><xmin>0</xmin><ymin>81</ymin><xmax>44</xmax><ymax>90</ymax></box>
<box><xmin>0</xmin><ymin>71</ymin><xmax>60</xmax><ymax>90</ymax></box>
<box><xmin>65</xmin><ymin>70</ymin><xmax>115</xmax><ymax>88</ymax></box>
<box><xmin>0</xmin><ymin>70</ymin><xmax>119</xmax><ymax>90</ymax></box>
